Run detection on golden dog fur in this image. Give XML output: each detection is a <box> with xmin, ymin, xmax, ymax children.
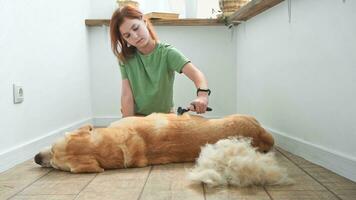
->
<box><xmin>34</xmin><ymin>113</ymin><xmax>274</xmax><ymax>173</ymax></box>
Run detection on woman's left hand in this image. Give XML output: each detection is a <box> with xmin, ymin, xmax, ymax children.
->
<box><xmin>189</xmin><ymin>95</ymin><xmax>209</xmax><ymax>114</ymax></box>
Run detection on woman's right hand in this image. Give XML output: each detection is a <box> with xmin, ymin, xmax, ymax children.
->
<box><xmin>189</xmin><ymin>95</ymin><xmax>209</xmax><ymax>114</ymax></box>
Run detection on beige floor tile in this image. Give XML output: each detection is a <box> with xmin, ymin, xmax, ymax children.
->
<box><xmin>75</xmin><ymin>167</ymin><xmax>151</xmax><ymax>200</ymax></box>
<box><xmin>323</xmin><ymin>182</ymin><xmax>356</xmax><ymax>198</ymax></box>
<box><xmin>10</xmin><ymin>194</ymin><xmax>75</xmax><ymax>200</ymax></box>
<box><xmin>334</xmin><ymin>189</ymin><xmax>356</xmax><ymax>196</ymax></box>
<box><xmin>324</xmin><ymin>182</ymin><xmax>356</xmax><ymax>190</ymax></box>
<box><xmin>304</xmin><ymin>166</ymin><xmax>356</xmax><ymax>185</ymax></box>
<box><xmin>273</xmin><ymin>151</ymin><xmax>295</xmax><ymax>166</ymax></box>
<box><xmin>76</xmin><ymin>190</ymin><xmax>142</xmax><ymax>200</ymax></box>
<box><xmin>277</xmin><ymin>149</ymin><xmax>356</xmax><ymax>181</ymax></box>
<box><xmin>268</xmin><ymin>190</ymin><xmax>339</xmax><ymax>200</ymax></box>
<box><xmin>264</xmin><ymin>152</ymin><xmax>310</xmax><ymax>182</ymax></box>
<box><xmin>139</xmin><ymin>163</ymin><xmax>204</xmax><ymax>200</ymax></box>
<box><xmin>36</xmin><ymin>170</ymin><xmax>96</xmax><ymax>182</ymax></box>
<box><xmin>205</xmin><ymin>186</ymin><xmax>271</xmax><ymax>200</ymax></box>
<box><xmin>266</xmin><ymin>174</ymin><xmax>326</xmax><ymax>191</ymax></box>
<box><xmin>275</xmin><ymin>147</ymin><xmax>295</xmax><ymax>157</ymax></box>
<box><xmin>92</xmin><ymin>167</ymin><xmax>150</xmax><ymax>183</ymax></box>
<box><xmin>288</xmin><ymin>155</ymin><xmax>317</xmax><ymax>167</ymax></box>
<box><xmin>18</xmin><ymin>170</ymin><xmax>96</xmax><ymax>195</ymax></box>
<box><xmin>0</xmin><ymin>181</ymin><xmax>32</xmax><ymax>200</ymax></box>
<box><xmin>140</xmin><ymin>190</ymin><xmax>203</xmax><ymax>200</ymax></box>
<box><xmin>0</xmin><ymin>159</ymin><xmax>51</xmax><ymax>182</ymax></box>
<box><xmin>273</xmin><ymin>148</ymin><xmax>356</xmax><ymax>200</ymax></box>
<box><xmin>0</xmin><ymin>159</ymin><xmax>52</xmax><ymax>199</ymax></box>
<box><xmin>339</xmin><ymin>196</ymin><xmax>356</xmax><ymax>200</ymax></box>
<box><xmin>283</xmin><ymin>164</ymin><xmax>309</xmax><ymax>177</ymax></box>
<box><xmin>276</xmin><ymin>147</ymin><xmax>319</xmax><ymax>168</ymax></box>
<box><xmin>271</xmin><ymin>149</ymin><xmax>308</xmax><ymax>176</ymax></box>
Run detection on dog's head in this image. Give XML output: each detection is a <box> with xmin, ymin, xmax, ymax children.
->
<box><xmin>34</xmin><ymin>124</ymin><xmax>96</xmax><ymax>172</ymax></box>
<box><xmin>34</xmin><ymin>146</ymin><xmax>53</xmax><ymax>168</ymax></box>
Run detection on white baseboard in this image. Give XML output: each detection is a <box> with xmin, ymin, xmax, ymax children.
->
<box><xmin>266</xmin><ymin>126</ymin><xmax>356</xmax><ymax>182</ymax></box>
<box><xmin>0</xmin><ymin>118</ymin><xmax>93</xmax><ymax>173</ymax></box>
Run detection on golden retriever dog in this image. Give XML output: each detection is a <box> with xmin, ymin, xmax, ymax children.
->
<box><xmin>34</xmin><ymin>113</ymin><xmax>274</xmax><ymax>173</ymax></box>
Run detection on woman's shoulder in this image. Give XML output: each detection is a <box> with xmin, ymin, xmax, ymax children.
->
<box><xmin>157</xmin><ymin>42</ymin><xmax>182</xmax><ymax>56</ymax></box>
<box><xmin>157</xmin><ymin>42</ymin><xmax>175</xmax><ymax>50</ymax></box>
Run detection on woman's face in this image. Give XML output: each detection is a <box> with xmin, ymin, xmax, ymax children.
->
<box><xmin>119</xmin><ymin>18</ymin><xmax>150</xmax><ymax>48</ymax></box>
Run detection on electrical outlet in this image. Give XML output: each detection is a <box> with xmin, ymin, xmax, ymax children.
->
<box><xmin>13</xmin><ymin>84</ymin><xmax>24</xmax><ymax>104</ymax></box>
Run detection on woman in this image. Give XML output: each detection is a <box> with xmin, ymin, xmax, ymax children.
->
<box><xmin>110</xmin><ymin>5</ymin><xmax>211</xmax><ymax>117</ymax></box>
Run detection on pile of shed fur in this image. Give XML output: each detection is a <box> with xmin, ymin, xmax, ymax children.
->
<box><xmin>188</xmin><ymin>137</ymin><xmax>293</xmax><ymax>187</ymax></box>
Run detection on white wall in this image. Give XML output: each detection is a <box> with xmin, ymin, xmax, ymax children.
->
<box><xmin>89</xmin><ymin>25</ymin><xmax>237</xmax><ymax>125</ymax></box>
<box><xmin>159</xmin><ymin>26</ymin><xmax>236</xmax><ymax>117</ymax></box>
<box><xmin>0</xmin><ymin>0</ymin><xmax>92</xmax><ymax>171</ymax></box>
<box><xmin>88</xmin><ymin>26</ymin><xmax>121</xmax><ymax>122</ymax></box>
<box><xmin>235</xmin><ymin>0</ymin><xmax>356</xmax><ymax>181</ymax></box>
<box><xmin>90</xmin><ymin>0</ymin><xmax>117</xmax><ymax>18</ymax></box>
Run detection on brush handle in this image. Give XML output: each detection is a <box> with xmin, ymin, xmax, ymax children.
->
<box><xmin>177</xmin><ymin>106</ymin><xmax>212</xmax><ymax>115</ymax></box>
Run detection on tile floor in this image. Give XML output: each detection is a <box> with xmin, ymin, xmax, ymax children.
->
<box><xmin>1</xmin><ymin>147</ymin><xmax>355</xmax><ymax>200</ymax></box>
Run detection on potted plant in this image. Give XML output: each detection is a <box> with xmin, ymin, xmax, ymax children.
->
<box><xmin>116</xmin><ymin>0</ymin><xmax>139</xmax><ymax>8</ymax></box>
<box><xmin>219</xmin><ymin>0</ymin><xmax>250</xmax><ymax>16</ymax></box>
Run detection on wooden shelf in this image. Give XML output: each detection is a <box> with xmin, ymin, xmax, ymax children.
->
<box><xmin>85</xmin><ymin>0</ymin><xmax>284</xmax><ymax>27</ymax></box>
<box><xmin>150</xmin><ymin>19</ymin><xmax>226</xmax><ymax>26</ymax></box>
<box><xmin>85</xmin><ymin>19</ymin><xmax>229</xmax><ymax>27</ymax></box>
<box><xmin>228</xmin><ymin>0</ymin><xmax>284</xmax><ymax>22</ymax></box>
<box><xmin>85</xmin><ymin>19</ymin><xmax>110</xmax><ymax>26</ymax></box>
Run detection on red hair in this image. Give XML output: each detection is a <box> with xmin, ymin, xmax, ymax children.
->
<box><xmin>110</xmin><ymin>5</ymin><xmax>158</xmax><ymax>63</ymax></box>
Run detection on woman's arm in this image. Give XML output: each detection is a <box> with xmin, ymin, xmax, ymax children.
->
<box><xmin>121</xmin><ymin>79</ymin><xmax>135</xmax><ymax>117</ymax></box>
<box><xmin>182</xmin><ymin>62</ymin><xmax>209</xmax><ymax>114</ymax></box>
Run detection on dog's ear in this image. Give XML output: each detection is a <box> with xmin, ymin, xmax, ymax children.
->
<box><xmin>78</xmin><ymin>124</ymin><xmax>94</xmax><ymax>132</ymax></box>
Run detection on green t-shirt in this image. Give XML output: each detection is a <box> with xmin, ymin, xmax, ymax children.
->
<box><xmin>119</xmin><ymin>42</ymin><xmax>190</xmax><ymax>115</ymax></box>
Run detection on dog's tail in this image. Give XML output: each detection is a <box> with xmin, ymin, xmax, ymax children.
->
<box><xmin>244</xmin><ymin>115</ymin><xmax>261</xmax><ymax>126</ymax></box>
<box><xmin>244</xmin><ymin>115</ymin><xmax>274</xmax><ymax>152</ymax></box>
<box><xmin>258</xmin><ymin>130</ymin><xmax>275</xmax><ymax>152</ymax></box>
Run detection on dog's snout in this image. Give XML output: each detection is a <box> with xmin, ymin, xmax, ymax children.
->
<box><xmin>34</xmin><ymin>153</ymin><xmax>42</xmax><ymax>165</ymax></box>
